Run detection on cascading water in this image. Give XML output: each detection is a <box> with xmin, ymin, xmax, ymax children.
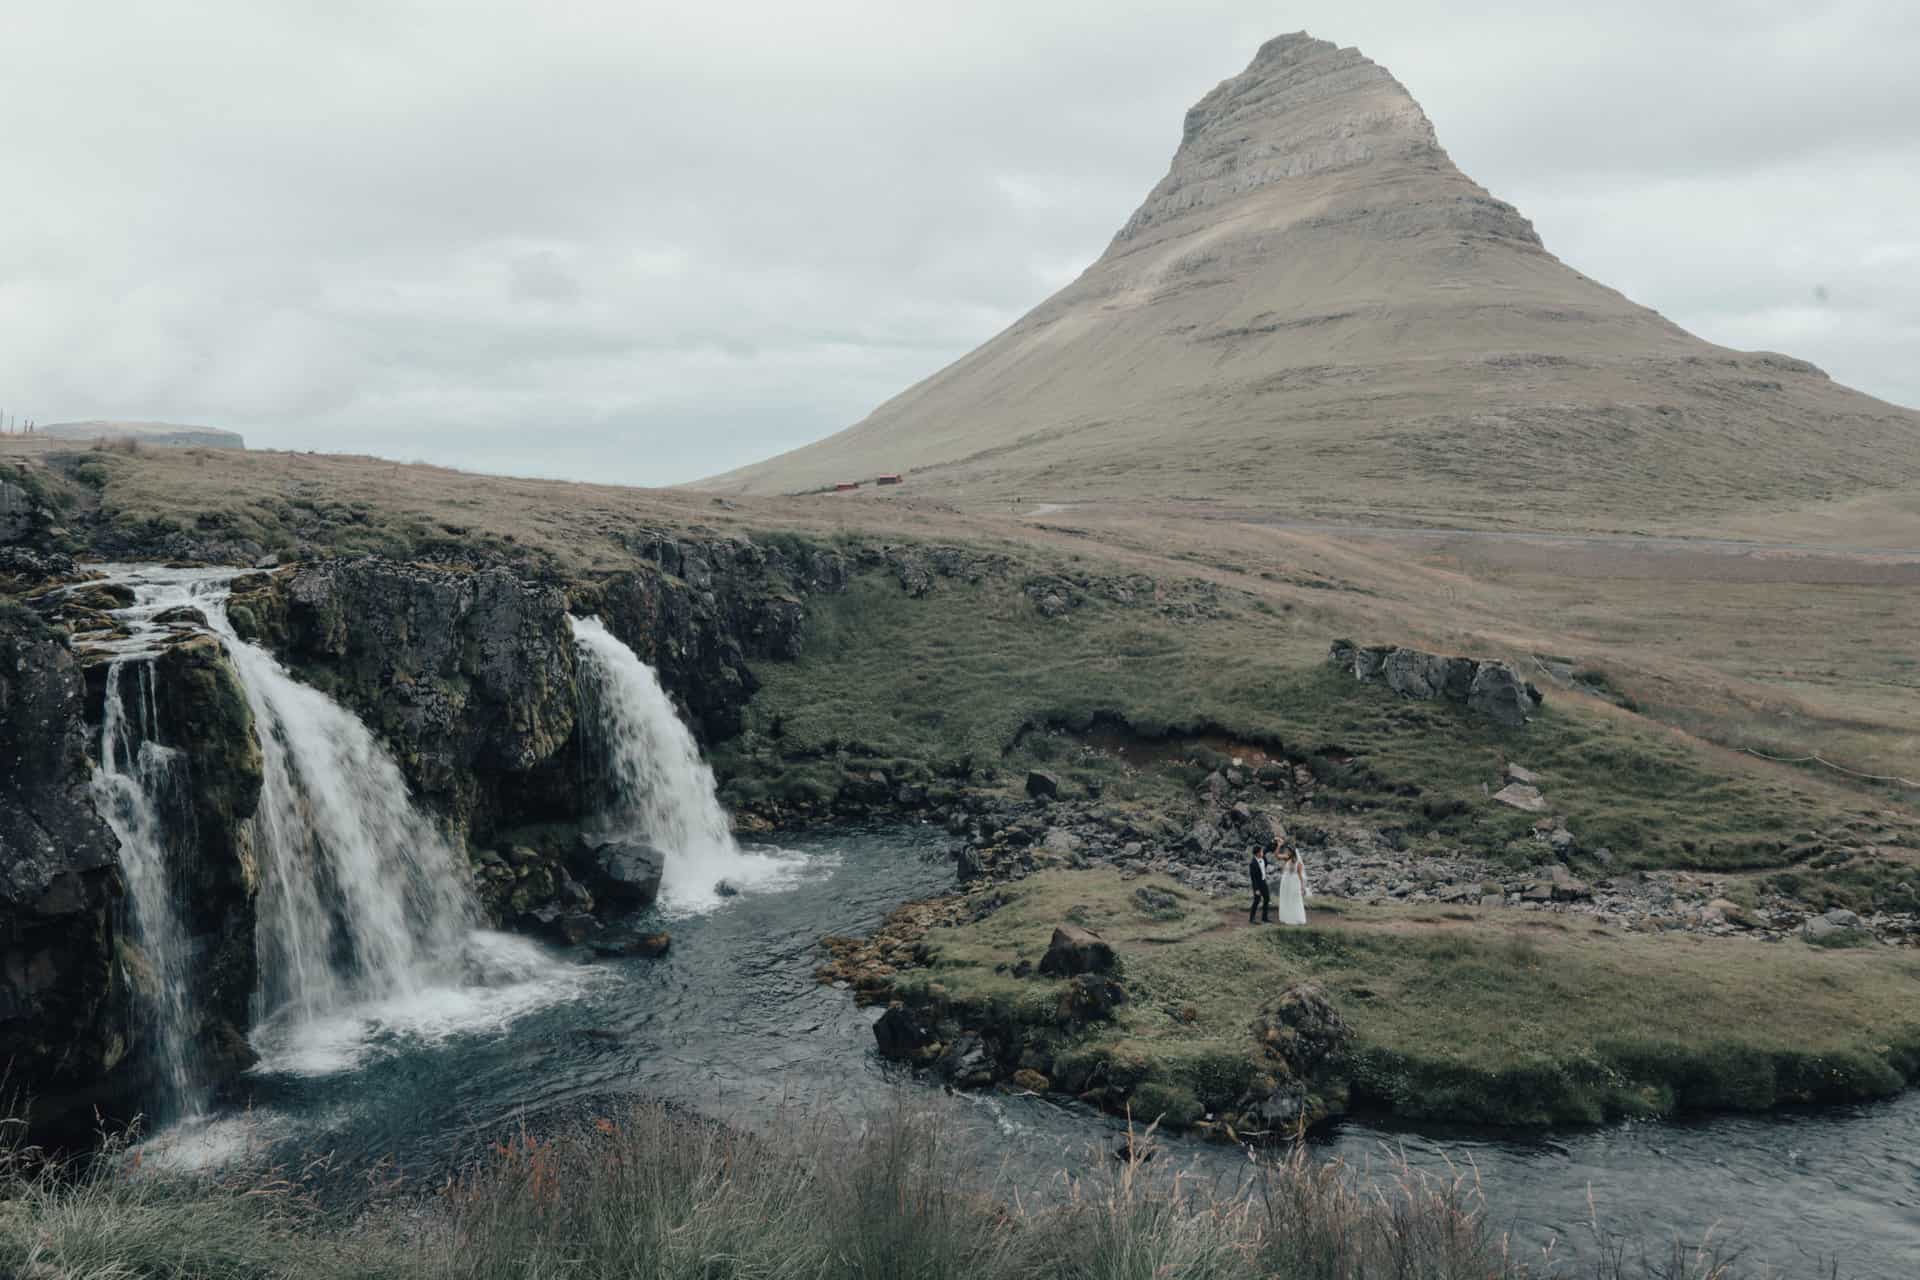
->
<box><xmin>198</xmin><ymin>589</ymin><xmax>479</xmax><ymax>1024</ymax></box>
<box><xmin>92</xmin><ymin>657</ymin><xmax>202</xmax><ymax>1122</ymax></box>
<box><xmin>569</xmin><ymin>615</ymin><xmax>811</xmax><ymax>913</ymax></box>
<box><xmin>82</xmin><ymin>565</ymin><xmax>579</xmax><ymax>1101</ymax></box>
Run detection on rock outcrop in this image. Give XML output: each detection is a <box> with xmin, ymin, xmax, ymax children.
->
<box><xmin>572</xmin><ymin>839</ymin><xmax>665</xmax><ymax>909</ymax></box>
<box><xmin>1328</xmin><ymin>640</ymin><xmax>1542</xmax><ymax>726</ymax></box>
<box><xmin>1036</xmin><ymin>924</ymin><xmax>1117</xmax><ymax>977</ymax></box>
<box><xmin>0</xmin><ymin>606</ymin><xmax>126</xmax><ymax>1138</ymax></box>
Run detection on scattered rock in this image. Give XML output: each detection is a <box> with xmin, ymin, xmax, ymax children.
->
<box><xmin>1038</xmin><ymin>923</ymin><xmax>1117</xmax><ymax>977</ymax></box>
<box><xmin>1467</xmin><ymin>663</ymin><xmax>1538</xmax><ymax>727</ymax></box>
<box><xmin>1548</xmin><ymin>866</ymin><xmax>1591</xmax><ymax>901</ymax></box>
<box><xmin>1492</xmin><ymin>783</ymin><xmax>1547</xmax><ymax>812</ymax></box>
<box><xmin>1329</xmin><ymin>640</ymin><xmax>1542</xmax><ymax>726</ymax></box>
<box><xmin>935</xmin><ymin>1032</ymin><xmax>996</xmax><ymax>1087</ymax></box>
<box><xmin>1041</xmin><ymin>829</ymin><xmax>1084</xmax><ymax>856</ymax></box>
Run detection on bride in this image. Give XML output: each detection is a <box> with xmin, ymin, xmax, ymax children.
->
<box><xmin>1274</xmin><ymin>844</ymin><xmax>1311</xmax><ymax>925</ymax></box>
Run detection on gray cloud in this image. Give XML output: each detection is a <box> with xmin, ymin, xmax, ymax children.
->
<box><xmin>4</xmin><ymin>0</ymin><xmax>1914</xmax><ymax>484</ymax></box>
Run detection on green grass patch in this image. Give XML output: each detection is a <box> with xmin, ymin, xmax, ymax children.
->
<box><xmin>910</xmin><ymin>869</ymin><xmax>1920</xmax><ymax>1127</ymax></box>
<box><xmin>722</xmin><ymin>567</ymin><xmax>1885</xmax><ymax>870</ymax></box>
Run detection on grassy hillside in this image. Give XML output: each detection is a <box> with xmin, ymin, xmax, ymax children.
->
<box><xmin>718</xmin><ymin>563</ymin><xmax>1911</xmax><ymax>882</ymax></box>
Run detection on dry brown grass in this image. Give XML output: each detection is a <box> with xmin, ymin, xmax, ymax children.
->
<box><xmin>11</xmin><ymin>436</ymin><xmax>1917</xmax><ymax>803</ymax></box>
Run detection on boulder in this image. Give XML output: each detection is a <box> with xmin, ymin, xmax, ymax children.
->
<box><xmin>1801</xmin><ymin>915</ymin><xmax>1847</xmax><ymax>942</ymax></box>
<box><xmin>1250</xmin><ymin>983</ymin><xmax>1351</xmax><ymax>1078</ymax></box>
<box><xmin>1467</xmin><ymin>662</ymin><xmax>1534</xmax><ymax>727</ymax></box>
<box><xmin>714</xmin><ymin>879</ymin><xmax>740</xmax><ymax>898</ymax></box>
<box><xmin>1506</xmin><ymin>763</ymin><xmax>1540</xmax><ymax>785</ymax></box>
<box><xmin>1025</xmin><ymin>770</ymin><xmax>1060</xmax><ymax>800</ymax></box>
<box><xmin>572</xmin><ymin>839</ymin><xmax>665</xmax><ymax>908</ymax></box>
<box><xmin>1492</xmin><ymin>783</ymin><xmax>1547</xmax><ymax>813</ymax></box>
<box><xmin>873</xmin><ymin>1003</ymin><xmax>939</xmax><ymax>1061</ymax></box>
<box><xmin>1037</xmin><ymin>923</ymin><xmax>1117</xmax><ymax>977</ymax></box>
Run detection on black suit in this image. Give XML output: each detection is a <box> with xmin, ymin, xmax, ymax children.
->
<box><xmin>1248</xmin><ymin>856</ymin><xmax>1271</xmax><ymax>923</ymax></box>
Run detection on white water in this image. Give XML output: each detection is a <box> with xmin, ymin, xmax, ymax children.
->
<box><xmin>569</xmin><ymin>615</ymin><xmax>814</xmax><ymax>914</ymax></box>
<box><xmin>196</xmin><ymin>590</ymin><xmax>481</xmax><ymax>1025</ymax></box>
<box><xmin>85</xmin><ymin>565</ymin><xmax>584</xmax><ymax>1095</ymax></box>
<box><xmin>91</xmin><ymin>658</ymin><xmax>202</xmax><ymax>1122</ymax></box>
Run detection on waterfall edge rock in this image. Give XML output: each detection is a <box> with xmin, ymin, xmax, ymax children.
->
<box><xmin>0</xmin><ymin>603</ymin><xmax>128</xmax><ymax>1138</ymax></box>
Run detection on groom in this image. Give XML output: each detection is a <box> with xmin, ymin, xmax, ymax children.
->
<box><xmin>1247</xmin><ymin>846</ymin><xmax>1271</xmax><ymax>924</ymax></box>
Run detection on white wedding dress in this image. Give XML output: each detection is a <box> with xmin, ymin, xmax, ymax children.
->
<box><xmin>1275</xmin><ymin>859</ymin><xmax>1310</xmax><ymax>925</ymax></box>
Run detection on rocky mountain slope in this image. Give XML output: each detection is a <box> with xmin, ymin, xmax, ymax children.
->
<box><xmin>703</xmin><ymin>33</ymin><xmax>1920</xmax><ymax>528</ymax></box>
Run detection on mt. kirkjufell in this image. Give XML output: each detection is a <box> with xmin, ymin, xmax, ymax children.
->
<box><xmin>703</xmin><ymin>33</ymin><xmax>1920</xmax><ymax>527</ymax></box>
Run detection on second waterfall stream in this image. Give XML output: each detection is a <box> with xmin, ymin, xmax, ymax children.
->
<box><xmin>569</xmin><ymin>615</ymin><xmax>813</xmax><ymax>914</ymax></box>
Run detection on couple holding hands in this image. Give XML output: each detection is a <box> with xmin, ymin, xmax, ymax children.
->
<box><xmin>1248</xmin><ymin>842</ymin><xmax>1310</xmax><ymax>926</ymax></box>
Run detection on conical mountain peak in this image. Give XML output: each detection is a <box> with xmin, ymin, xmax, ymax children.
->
<box><xmin>702</xmin><ymin>34</ymin><xmax>1920</xmax><ymax>529</ymax></box>
<box><xmin>1115</xmin><ymin>32</ymin><xmax>1536</xmax><ymax>250</ymax></box>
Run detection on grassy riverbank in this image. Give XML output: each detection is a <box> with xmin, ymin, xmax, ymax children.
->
<box><xmin>889</xmin><ymin>870</ymin><xmax>1920</xmax><ymax>1129</ymax></box>
<box><xmin>3</xmin><ymin>1102</ymin><xmax>1757</xmax><ymax>1279</ymax></box>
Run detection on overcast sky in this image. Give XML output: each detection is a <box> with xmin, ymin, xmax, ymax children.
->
<box><xmin>5</xmin><ymin>1</ymin><xmax>1915</xmax><ymax>485</ymax></box>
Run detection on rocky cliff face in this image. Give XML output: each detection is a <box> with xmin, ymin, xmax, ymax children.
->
<box><xmin>0</xmin><ymin>522</ymin><xmax>857</xmax><ymax>1139</ymax></box>
<box><xmin>231</xmin><ymin>559</ymin><xmax>579</xmax><ymax>845</ymax></box>
<box><xmin>0</xmin><ymin>603</ymin><xmax>126</xmax><ymax>1136</ymax></box>
<box><xmin>205</xmin><ymin>535</ymin><xmax>850</xmax><ymax>935</ymax></box>
<box><xmin>1114</xmin><ymin>33</ymin><xmax>1536</xmax><ymax>248</ymax></box>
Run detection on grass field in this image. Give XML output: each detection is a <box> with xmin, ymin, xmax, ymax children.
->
<box><xmin>2</xmin><ymin>1100</ymin><xmax>1748</xmax><ymax>1280</ymax></box>
<box><xmin>897</xmin><ymin>870</ymin><xmax>1920</xmax><ymax>1128</ymax></box>
<box><xmin>718</xmin><ymin>566</ymin><xmax>1912</xmax><ymax>879</ymax></box>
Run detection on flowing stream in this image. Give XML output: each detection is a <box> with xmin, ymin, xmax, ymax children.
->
<box><xmin>82</xmin><ymin>568</ymin><xmax>1920</xmax><ymax>1275</ymax></box>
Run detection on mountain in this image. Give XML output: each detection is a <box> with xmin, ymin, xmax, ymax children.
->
<box><xmin>701</xmin><ymin>33</ymin><xmax>1920</xmax><ymax>528</ymax></box>
<box><xmin>36</xmin><ymin>420</ymin><xmax>246</xmax><ymax>449</ymax></box>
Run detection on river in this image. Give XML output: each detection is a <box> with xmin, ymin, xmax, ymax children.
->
<box><xmin>140</xmin><ymin>825</ymin><xmax>1919</xmax><ymax>1277</ymax></box>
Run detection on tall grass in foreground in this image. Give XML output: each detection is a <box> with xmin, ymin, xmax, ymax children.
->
<box><xmin>3</xmin><ymin>1104</ymin><xmax>1771</xmax><ymax>1279</ymax></box>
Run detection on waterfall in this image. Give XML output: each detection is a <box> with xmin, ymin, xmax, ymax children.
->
<box><xmin>92</xmin><ymin>658</ymin><xmax>202</xmax><ymax>1123</ymax></box>
<box><xmin>81</xmin><ymin>565</ymin><xmax>579</xmax><ymax>1093</ymax></box>
<box><xmin>194</xmin><ymin>589</ymin><xmax>481</xmax><ymax>1023</ymax></box>
<box><xmin>569</xmin><ymin>616</ymin><xmax>808</xmax><ymax>913</ymax></box>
